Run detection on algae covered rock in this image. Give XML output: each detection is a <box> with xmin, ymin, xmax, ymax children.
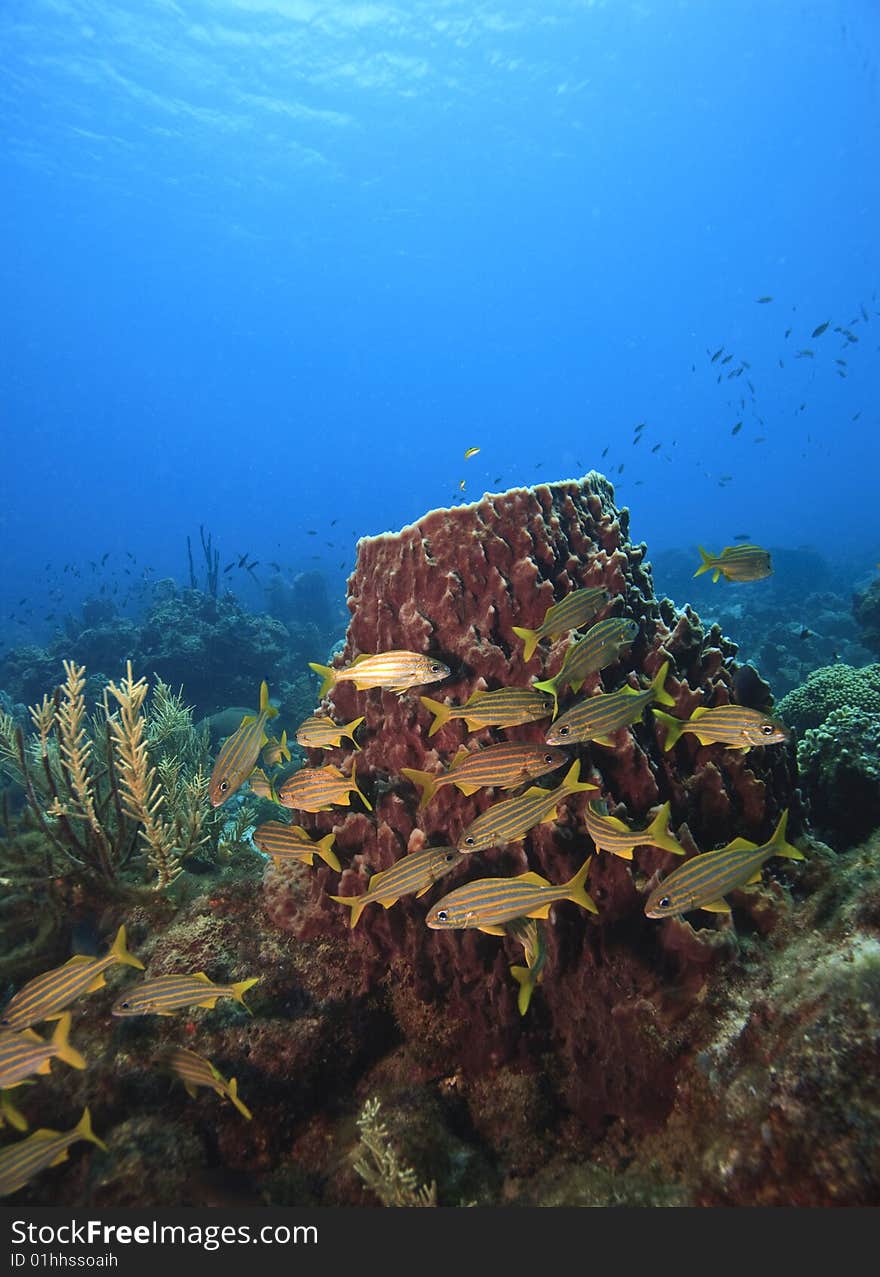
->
<box><xmin>797</xmin><ymin>707</ymin><xmax>880</xmax><ymax>848</ymax></box>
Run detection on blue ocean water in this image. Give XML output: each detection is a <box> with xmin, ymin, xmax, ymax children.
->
<box><xmin>1</xmin><ymin>0</ymin><xmax>878</xmax><ymax>644</ymax></box>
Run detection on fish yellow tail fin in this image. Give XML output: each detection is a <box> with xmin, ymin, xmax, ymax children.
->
<box><xmin>653</xmin><ymin>709</ymin><xmax>685</xmax><ymax>751</ymax></box>
<box><xmin>351</xmin><ymin>775</ymin><xmax>373</xmax><ymax>812</ymax></box>
<box><xmin>227</xmin><ymin>1078</ymin><xmax>253</xmax><ymax>1121</ymax></box>
<box><xmin>343</xmin><ymin>716</ymin><xmax>365</xmax><ymax>750</ymax></box>
<box><xmin>329</xmin><ymin>894</ymin><xmax>369</xmax><ymax>929</ymax></box>
<box><xmin>400</xmin><ymin>768</ymin><xmax>438</xmax><ymax>809</ymax></box>
<box><xmin>560</xmin><ymin>759</ymin><xmax>598</xmax><ymax>796</ymax></box>
<box><xmin>512</xmin><ymin>626</ymin><xmax>540</xmax><ymax>662</ymax></box>
<box><xmin>564</xmin><ymin>857</ymin><xmax>599</xmax><ymax>914</ymax></box>
<box><xmin>650</xmin><ymin>660</ymin><xmax>676</xmax><ymax>707</ymax></box>
<box><xmin>308</xmin><ymin>663</ymin><xmax>337</xmax><ymax>699</ymax></box>
<box><xmin>420</xmin><ymin>696</ymin><xmax>452</xmax><ymax>737</ymax></box>
<box><xmin>51</xmin><ymin>1013</ymin><xmax>86</xmax><ymax>1071</ymax></box>
<box><xmin>769</xmin><ymin>809</ymin><xmax>804</xmax><ymax>860</ymax></box>
<box><xmin>73</xmin><ymin>1107</ymin><xmax>108</xmax><ymax>1152</ymax></box>
<box><xmin>259</xmin><ymin>681</ymin><xmax>279</xmax><ymax>720</ymax></box>
<box><xmin>110</xmin><ymin>925</ymin><xmax>144</xmax><ymax>971</ymax></box>
<box><xmin>278</xmin><ymin>730</ymin><xmax>291</xmax><ymax>763</ymax></box>
<box><xmin>510</xmin><ymin>965</ymin><xmax>536</xmax><ymax>1016</ymax></box>
<box><xmin>693</xmin><ymin>546</ymin><xmax>719</xmax><ymax>580</ymax></box>
<box><xmin>531</xmin><ymin>677</ymin><xmax>559</xmax><ymax>719</ymax></box>
<box><xmin>646</xmin><ymin>802</ymin><xmax>686</xmax><ymax>855</ymax></box>
<box><xmin>317</xmin><ymin>833</ymin><xmax>341</xmax><ymax>872</ymax></box>
<box><xmin>231</xmin><ymin>977</ymin><xmax>259</xmax><ymax>1012</ymax></box>
<box><xmin>0</xmin><ymin>1090</ymin><xmax>28</xmax><ymax>1132</ymax></box>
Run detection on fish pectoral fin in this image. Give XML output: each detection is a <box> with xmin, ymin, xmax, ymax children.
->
<box><xmin>477</xmin><ymin>925</ymin><xmax>508</xmax><ymax>936</ymax></box>
<box><xmin>701</xmin><ymin>898</ymin><xmax>732</xmax><ymax>913</ymax></box>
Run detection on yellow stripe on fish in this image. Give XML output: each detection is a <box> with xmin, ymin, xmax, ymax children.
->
<box><xmin>584</xmin><ymin>800</ymin><xmax>685</xmax><ymax>861</ymax></box>
<box><xmin>210</xmin><ymin>681</ymin><xmax>278</xmax><ymax>807</ymax></box>
<box><xmin>276</xmin><ymin>763</ymin><xmax>372</xmax><ymax>813</ymax></box>
<box><xmin>426</xmin><ymin>857</ymin><xmax>597</xmax><ymax>931</ymax></box>
<box><xmin>545</xmin><ymin>660</ymin><xmax>675</xmax><ymax>746</ymax></box>
<box><xmin>111</xmin><ymin>974</ymin><xmax>259</xmax><ymax>1017</ymax></box>
<box><xmin>166</xmin><ymin>1048</ymin><xmax>252</xmax><ymax>1120</ymax></box>
<box><xmin>1</xmin><ymin>926</ymin><xmax>144</xmax><ymax>1030</ymax></box>
<box><xmin>654</xmin><ymin>704</ymin><xmax>789</xmax><ymax>751</ymax></box>
<box><xmin>645</xmin><ymin>810</ymin><xmax>803</xmax><ymax>918</ymax></box>
<box><xmin>512</xmin><ymin>586</ymin><xmax>610</xmax><ymax>660</ymax></box>
<box><xmin>0</xmin><ymin>1107</ymin><xmax>106</xmax><ymax>1198</ymax></box>
<box><xmin>694</xmin><ymin>544</ymin><xmax>772</xmax><ymax>583</ymax></box>
<box><xmin>0</xmin><ymin>1014</ymin><xmax>85</xmax><ymax>1088</ymax></box>
<box><xmin>420</xmin><ymin>687</ymin><xmax>554</xmax><ymax>737</ymax></box>
<box><xmin>330</xmin><ymin>845</ymin><xmax>466</xmax><ymax>928</ymax></box>
<box><xmin>506</xmin><ymin>917</ymin><xmax>547</xmax><ymax>1016</ymax></box>
<box><xmin>295</xmin><ymin>713</ymin><xmax>365</xmax><ymax>750</ymax></box>
<box><xmin>533</xmin><ymin>617</ymin><xmax>640</xmax><ymax>715</ymax></box>
<box><xmin>308</xmin><ymin>651</ymin><xmax>450</xmax><ymax>698</ymax></box>
<box><xmin>401</xmin><ymin>741</ymin><xmax>567</xmax><ymax>808</ymax></box>
<box><xmin>252</xmin><ymin>821</ymin><xmax>341</xmax><ymax>871</ymax></box>
<box><xmin>457</xmin><ymin>759</ymin><xmax>597</xmax><ymax>852</ymax></box>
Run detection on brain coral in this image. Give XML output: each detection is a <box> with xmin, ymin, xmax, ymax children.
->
<box><xmin>776</xmin><ymin>663</ymin><xmax>880</xmax><ymax>735</ymax></box>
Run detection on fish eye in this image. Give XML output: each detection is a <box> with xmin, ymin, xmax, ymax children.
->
<box><xmin>444</xmin><ymin>852</ymin><xmax>455</xmax><ymax>862</ymax></box>
<box><xmin>219</xmin><ymin>780</ymin><xmax>229</xmax><ymax>792</ymax></box>
<box><xmin>558</xmin><ymin>725</ymin><xmax>570</xmax><ymax>737</ymax></box>
<box><xmin>544</xmin><ymin>753</ymin><xmax>555</xmax><ymax>763</ymax></box>
<box><xmin>658</xmin><ymin>897</ymin><xmax>671</xmax><ymax>910</ymax></box>
<box><xmin>464</xmin><ymin>836</ymin><xmax>476</xmax><ymax>847</ymax></box>
<box><xmin>430</xmin><ymin>662</ymin><xmax>444</xmax><ymax>674</ymax></box>
<box><xmin>437</xmin><ymin>910</ymin><xmax>448</xmax><ymax>922</ymax></box>
<box><xmin>119</xmin><ymin>1001</ymin><xmax>130</xmax><ymax>1010</ymax></box>
<box><xmin>760</xmin><ymin>723</ymin><xmax>774</xmax><ymax>736</ymax></box>
<box><xmin>0</xmin><ymin>1018</ymin><xmax>9</xmax><ymax>1027</ymax></box>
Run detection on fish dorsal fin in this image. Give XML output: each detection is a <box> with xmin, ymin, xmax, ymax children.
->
<box><xmin>192</xmin><ymin>972</ymin><xmax>213</xmax><ymax>984</ymax></box>
<box><xmin>447</xmin><ymin>745</ymin><xmax>471</xmax><ymax>771</ymax></box>
<box><xmin>351</xmin><ymin>654</ymin><xmax>371</xmax><ymax>665</ymax></box>
<box><xmin>723</xmin><ymin>837</ymin><xmax>759</xmax><ymax>853</ymax></box>
<box><xmin>522</xmin><ymin>786</ymin><xmax>548</xmax><ymax>799</ymax></box>
<box><xmin>290</xmin><ymin>825</ymin><xmax>309</xmax><ymax>838</ymax></box>
<box><xmin>32</xmin><ymin>1127</ymin><xmax>62</xmax><ymax>1141</ymax></box>
<box><xmin>690</xmin><ymin>706</ymin><xmax>709</xmax><ymax>720</ymax></box>
<box><xmin>518</xmin><ymin>871</ymin><xmax>550</xmax><ymax>887</ymax></box>
<box><xmin>64</xmin><ymin>954</ymin><xmax>94</xmax><ymax>966</ymax></box>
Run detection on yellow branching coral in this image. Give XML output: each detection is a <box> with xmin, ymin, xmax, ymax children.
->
<box><xmin>353</xmin><ymin>1097</ymin><xmax>437</xmax><ymax>1207</ymax></box>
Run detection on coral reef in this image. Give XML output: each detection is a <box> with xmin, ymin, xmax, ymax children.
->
<box><xmin>853</xmin><ymin>576</ymin><xmax>880</xmax><ymax>658</ymax></box>
<box><xmin>796</xmin><ymin>708</ymin><xmax>880</xmax><ymax>849</ymax></box>
<box><xmin>776</xmin><ymin>663</ymin><xmax>880</xmax><ymax>734</ymax></box>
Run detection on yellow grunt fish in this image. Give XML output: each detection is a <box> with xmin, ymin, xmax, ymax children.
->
<box><xmin>248</xmin><ymin>768</ymin><xmax>278</xmax><ymax>802</ymax></box>
<box><xmin>295</xmin><ymin>713</ymin><xmax>365</xmax><ymax>751</ymax></box>
<box><xmin>512</xmin><ymin>586</ymin><xmax>610</xmax><ymax>661</ymax></box>
<box><xmin>252</xmin><ymin>821</ymin><xmax>341</xmax><ymax>871</ymax></box>
<box><xmin>533</xmin><ymin>616</ymin><xmax>640</xmax><ymax>715</ymax></box>
<box><xmin>654</xmin><ymin>704</ymin><xmax>789</xmax><ymax>751</ymax></box>
<box><xmin>210</xmin><ymin>681</ymin><xmax>278</xmax><ymax>807</ymax></box>
<box><xmin>426</xmin><ymin>858</ymin><xmax>597</xmax><ymax>931</ymax></box>
<box><xmin>276</xmin><ymin>763</ymin><xmax>372</xmax><ymax>813</ymax></box>
<box><xmin>545</xmin><ymin>661</ymin><xmax>675</xmax><ymax>746</ymax></box>
<box><xmin>330</xmin><ymin>845</ymin><xmax>466</xmax><ymax>928</ymax></box>
<box><xmin>457</xmin><ymin>759</ymin><xmax>597</xmax><ymax>852</ymax></box>
<box><xmin>1</xmin><ymin>926</ymin><xmax>143</xmax><ymax>1031</ymax></box>
<box><xmin>261</xmin><ymin>730</ymin><xmax>291</xmax><ymax>768</ymax></box>
<box><xmin>308</xmin><ymin>651</ymin><xmax>450</xmax><ymax>698</ymax></box>
<box><xmin>694</xmin><ymin>544</ymin><xmax>772</xmax><ymax>583</ymax></box>
<box><xmin>166</xmin><ymin>1047</ymin><xmax>252</xmax><ymax>1120</ymax></box>
<box><xmin>0</xmin><ymin>1107</ymin><xmax>106</xmax><ymax>1197</ymax></box>
<box><xmin>112</xmin><ymin>974</ymin><xmax>259</xmax><ymax>1017</ymax></box>
<box><xmin>584</xmin><ymin>800</ymin><xmax>685</xmax><ymax>861</ymax></box>
<box><xmin>401</xmin><ymin>741</ymin><xmax>567</xmax><ymax>808</ymax></box>
<box><xmin>420</xmin><ymin>686</ymin><xmax>554</xmax><ymax>737</ymax></box>
<box><xmin>506</xmin><ymin>917</ymin><xmax>547</xmax><ymax>1016</ymax></box>
<box><xmin>0</xmin><ymin>1015</ymin><xmax>85</xmax><ymax>1088</ymax></box>
<box><xmin>645</xmin><ymin>810</ymin><xmax>803</xmax><ymax>918</ymax></box>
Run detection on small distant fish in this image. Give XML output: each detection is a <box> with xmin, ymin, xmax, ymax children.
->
<box><xmin>733</xmin><ymin>533</ymin><xmax>751</xmax><ymax>542</ymax></box>
<box><xmin>655</xmin><ymin>704</ymin><xmax>788</xmax><ymax>750</ymax></box>
<box><xmin>276</xmin><ymin>763</ymin><xmax>372</xmax><ymax>813</ymax></box>
<box><xmin>532</xmin><ymin>617</ymin><xmax>639</xmax><ymax>716</ymax></box>
<box><xmin>295</xmin><ymin>713</ymin><xmax>365</xmax><ymax>751</ymax></box>
<box><xmin>710</xmin><ymin>348</ymin><xmax>724</xmax><ymax>362</ymax></box>
<box><xmin>601</xmin><ymin>447</ymin><xmax>608</xmax><ymax>457</ymax></box>
<box><xmin>795</xmin><ymin>349</ymin><xmax>814</xmax><ymax>358</ymax></box>
<box><xmin>402</xmin><ymin>741</ymin><xmax>567</xmax><ymax>808</ymax></box>
<box><xmin>426</xmin><ymin>858</ymin><xmax>597</xmax><ymax>931</ymax></box>
<box><xmin>166</xmin><ymin>1048</ymin><xmax>252</xmax><ymax>1120</ymax></box>
<box><xmin>456</xmin><ymin>759</ymin><xmax>597</xmax><ymax>853</ymax></box>
<box><xmin>506</xmin><ymin>917</ymin><xmax>547</xmax><ymax>1016</ymax></box>
<box><xmin>112</xmin><ymin>974</ymin><xmax>259</xmax><ymax>1017</ymax></box>
<box><xmin>1</xmin><ymin>927</ymin><xmax>144</xmax><ymax>1030</ymax></box>
<box><xmin>261</xmin><ymin>730</ymin><xmax>290</xmax><ymax>768</ymax></box>
<box><xmin>0</xmin><ymin>1014</ymin><xmax>85</xmax><ymax>1088</ymax></box>
<box><xmin>252</xmin><ymin>822</ymin><xmax>341</xmax><ymax>870</ymax></box>
<box><xmin>420</xmin><ymin>686</ymin><xmax>554</xmax><ymax>737</ymax></box>
<box><xmin>756</xmin><ymin>296</ymin><xmax>773</xmax><ymax>303</ymax></box>
<box><xmin>731</xmin><ymin>422</ymin><xmax>742</xmax><ymax>435</ymax></box>
<box><xmin>512</xmin><ymin>586</ymin><xmax>610</xmax><ymax>661</ymax></box>
<box><xmin>584</xmin><ymin>800</ymin><xmax>684</xmax><ymax>861</ymax></box>
<box><xmin>784</xmin><ymin>328</ymin><xmax>791</xmax><ymax>338</ymax></box>
<box><xmin>209</xmin><ymin>682</ymin><xmax>278</xmax><ymax>807</ymax></box>
<box><xmin>0</xmin><ymin>1108</ymin><xmax>106</xmax><ymax>1197</ymax></box>
<box><xmin>463</xmin><ymin>447</ymin><xmax>480</xmax><ymax>459</ymax></box>
<box><xmin>651</xmin><ymin>443</ymin><xmax>661</xmax><ymax>453</ymax></box>
<box><xmin>811</xmin><ymin>322</ymin><xmax>829</xmax><ymax>338</ymax></box>
<box><xmin>720</xmin><ymin>354</ymin><xmax>733</xmax><ymax>365</ymax></box>
<box><xmin>458</xmin><ymin>480</ymin><xmax>466</xmax><ymax>491</ymax></box>
<box><xmin>308</xmin><ymin>651</ymin><xmax>450</xmax><ymax>698</ymax></box>
<box><xmin>645</xmin><ymin>811</ymin><xmax>803</xmax><ymax>918</ymax></box>
<box><xmin>545</xmin><ymin>662</ymin><xmax>675</xmax><ymax>748</ymax></box>
<box><xmin>331</xmin><ymin>845</ymin><xmax>466</xmax><ymax>928</ymax></box>
<box><xmin>694</xmin><ymin>544</ymin><xmax>772</xmax><ymax>583</ymax></box>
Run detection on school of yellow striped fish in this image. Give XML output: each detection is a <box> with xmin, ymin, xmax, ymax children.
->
<box><xmin>0</xmin><ymin>553</ymin><xmax>804</xmax><ymax>1198</ymax></box>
